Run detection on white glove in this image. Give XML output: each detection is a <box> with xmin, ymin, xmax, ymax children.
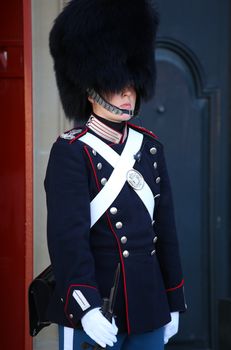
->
<box><xmin>164</xmin><ymin>311</ymin><xmax>179</xmax><ymax>344</ymax></box>
<box><xmin>81</xmin><ymin>307</ymin><xmax>118</xmax><ymax>348</ymax></box>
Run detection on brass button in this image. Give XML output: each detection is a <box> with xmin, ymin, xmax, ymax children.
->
<box><xmin>110</xmin><ymin>207</ymin><xmax>118</xmax><ymax>215</ymax></box>
<box><xmin>116</xmin><ymin>222</ymin><xmax>123</xmax><ymax>229</ymax></box>
<box><xmin>69</xmin><ymin>314</ymin><xmax>74</xmax><ymax>319</ymax></box>
<box><xmin>151</xmin><ymin>250</ymin><xmax>156</xmax><ymax>256</ymax></box>
<box><xmin>121</xmin><ymin>236</ymin><xmax>127</xmax><ymax>244</ymax></box>
<box><xmin>153</xmin><ymin>236</ymin><xmax>158</xmax><ymax>243</ymax></box>
<box><xmin>155</xmin><ymin>177</ymin><xmax>161</xmax><ymax>184</ymax></box>
<box><xmin>92</xmin><ymin>149</ymin><xmax>97</xmax><ymax>156</ymax></box>
<box><xmin>101</xmin><ymin>178</ymin><xmax>107</xmax><ymax>186</ymax></box>
<box><xmin>153</xmin><ymin>162</ymin><xmax>157</xmax><ymax>169</ymax></box>
<box><xmin>97</xmin><ymin>163</ymin><xmax>102</xmax><ymax>170</ymax></box>
<box><xmin>123</xmin><ymin>250</ymin><xmax>129</xmax><ymax>258</ymax></box>
<box><xmin>150</xmin><ymin>147</ymin><xmax>157</xmax><ymax>155</ymax></box>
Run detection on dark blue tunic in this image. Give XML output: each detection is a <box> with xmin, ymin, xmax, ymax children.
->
<box><xmin>44</xmin><ymin>121</ymin><xmax>186</xmax><ymax>334</ymax></box>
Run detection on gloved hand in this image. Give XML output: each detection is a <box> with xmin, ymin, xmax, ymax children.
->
<box><xmin>81</xmin><ymin>307</ymin><xmax>118</xmax><ymax>348</ymax></box>
<box><xmin>164</xmin><ymin>311</ymin><xmax>179</xmax><ymax>344</ymax></box>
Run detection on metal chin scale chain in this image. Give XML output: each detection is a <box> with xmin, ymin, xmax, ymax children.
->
<box><xmin>87</xmin><ymin>88</ymin><xmax>135</xmax><ymax>117</ymax></box>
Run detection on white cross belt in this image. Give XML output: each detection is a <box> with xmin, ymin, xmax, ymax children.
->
<box><xmin>80</xmin><ymin>128</ymin><xmax>155</xmax><ymax>227</ymax></box>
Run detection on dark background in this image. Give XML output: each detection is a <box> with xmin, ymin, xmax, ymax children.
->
<box><xmin>139</xmin><ymin>1</ymin><xmax>231</xmax><ymax>349</ymax></box>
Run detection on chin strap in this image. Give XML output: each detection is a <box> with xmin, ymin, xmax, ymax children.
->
<box><xmin>87</xmin><ymin>88</ymin><xmax>135</xmax><ymax>117</ymax></box>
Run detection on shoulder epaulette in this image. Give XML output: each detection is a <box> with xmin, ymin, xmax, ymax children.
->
<box><xmin>127</xmin><ymin>123</ymin><xmax>158</xmax><ymax>139</ymax></box>
<box><xmin>59</xmin><ymin>126</ymin><xmax>88</xmax><ymax>144</ymax></box>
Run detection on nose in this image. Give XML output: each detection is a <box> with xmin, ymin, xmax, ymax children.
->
<box><xmin>122</xmin><ymin>86</ymin><xmax>132</xmax><ymax>96</ymax></box>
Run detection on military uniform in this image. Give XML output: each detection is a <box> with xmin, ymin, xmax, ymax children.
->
<box><xmin>45</xmin><ymin>115</ymin><xmax>186</xmax><ymax>335</ymax></box>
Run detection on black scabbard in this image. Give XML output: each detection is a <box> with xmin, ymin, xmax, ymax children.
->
<box><xmin>81</xmin><ymin>263</ymin><xmax>121</xmax><ymax>350</ymax></box>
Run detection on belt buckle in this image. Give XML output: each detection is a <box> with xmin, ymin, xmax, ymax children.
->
<box><xmin>126</xmin><ymin>169</ymin><xmax>144</xmax><ymax>190</ymax></box>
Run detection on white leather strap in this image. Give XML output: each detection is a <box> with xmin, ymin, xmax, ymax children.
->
<box><xmin>80</xmin><ymin>128</ymin><xmax>155</xmax><ymax>226</ymax></box>
<box><xmin>81</xmin><ymin>133</ymin><xmax>120</xmax><ymax>167</ymax></box>
<box><xmin>63</xmin><ymin>326</ymin><xmax>74</xmax><ymax>350</ymax></box>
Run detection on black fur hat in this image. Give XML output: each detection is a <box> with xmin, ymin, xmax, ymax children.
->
<box><xmin>49</xmin><ymin>0</ymin><xmax>159</xmax><ymax>121</ymax></box>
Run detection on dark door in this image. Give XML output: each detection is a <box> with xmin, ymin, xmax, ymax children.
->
<box><xmin>138</xmin><ymin>1</ymin><xmax>231</xmax><ymax>349</ymax></box>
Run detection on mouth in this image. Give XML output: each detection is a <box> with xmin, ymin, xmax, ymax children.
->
<box><xmin>120</xmin><ymin>103</ymin><xmax>132</xmax><ymax>109</ymax></box>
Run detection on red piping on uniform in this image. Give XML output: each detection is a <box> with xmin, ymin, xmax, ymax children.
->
<box><xmin>69</xmin><ymin>127</ymin><xmax>88</xmax><ymax>144</ymax></box>
<box><xmin>65</xmin><ymin>284</ymin><xmax>98</xmax><ymax>309</ymax></box>
<box><xmin>106</xmin><ymin>212</ymin><xmax>131</xmax><ymax>335</ymax></box>
<box><xmin>127</xmin><ymin>122</ymin><xmax>158</xmax><ymax>139</ymax></box>
<box><xmin>64</xmin><ymin>283</ymin><xmax>98</xmax><ymax>327</ymax></box>
<box><xmin>57</xmin><ymin>127</ymin><xmax>80</xmax><ymax>143</ymax></box>
<box><xmin>84</xmin><ymin>146</ymin><xmax>101</xmax><ymax>190</ymax></box>
<box><xmin>64</xmin><ymin>141</ymin><xmax>99</xmax><ymax>327</ymax></box>
<box><xmin>166</xmin><ymin>279</ymin><xmax>184</xmax><ymax>292</ymax></box>
<box><xmin>83</xmin><ymin>145</ymin><xmax>131</xmax><ymax>333</ymax></box>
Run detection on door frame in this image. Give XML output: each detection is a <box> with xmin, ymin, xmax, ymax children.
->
<box><xmin>23</xmin><ymin>0</ymin><xmax>33</xmax><ymax>349</ymax></box>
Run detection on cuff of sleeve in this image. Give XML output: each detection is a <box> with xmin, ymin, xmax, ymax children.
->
<box><xmin>64</xmin><ymin>284</ymin><xmax>102</xmax><ymax>327</ymax></box>
<box><xmin>166</xmin><ymin>280</ymin><xmax>187</xmax><ymax>313</ymax></box>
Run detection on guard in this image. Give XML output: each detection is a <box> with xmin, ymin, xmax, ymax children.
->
<box><xmin>45</xmin><ymin>0</ymin><xmax>187</xmax><ymax>349</ymax></box>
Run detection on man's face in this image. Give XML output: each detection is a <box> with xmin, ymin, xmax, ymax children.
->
<box><xmin>89</xmin><ymin>86</ymin><xmax>137</xmax><ymax>123</ymax></box>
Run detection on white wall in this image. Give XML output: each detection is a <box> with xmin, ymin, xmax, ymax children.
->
<box><xmin>32</xmin><ymin>1</ymin><xmax>72</xmax><ymax>349</ymax></box>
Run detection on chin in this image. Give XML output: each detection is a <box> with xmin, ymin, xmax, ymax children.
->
<box><xmin>120</xmin><ymin>113</ymin><xmax>132</xmax><ymax>121</ymax></box>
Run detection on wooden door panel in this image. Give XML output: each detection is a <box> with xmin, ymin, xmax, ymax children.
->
<box><xmin>136</xmin><ymin>1</ymin><xmax>231</xmax><ymax>348</ymax></box>
<box><xmin>139</xmin><ymin>41</ymin><xmax>219</xmax><ymax>349</ymax></box>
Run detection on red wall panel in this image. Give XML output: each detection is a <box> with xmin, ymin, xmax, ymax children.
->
<box><xmin>0</xmin><ymin>77</ymin><xmax>26</xmax><ymax>348</ymax></box>
<box><xmin>0</xmin><ymin>0</ymin><xmax>23</xmax><ymax>40</ymax></box>
<box><xmin>0</xmin><ymin>1</ymin><xmax>32</xmax><ymax>349</ymax></box>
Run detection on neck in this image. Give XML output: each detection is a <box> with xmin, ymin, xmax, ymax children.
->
<box><xmin>92</xmin><ymin>113</ymin><xmax>125</xmax><ymax>132</ymax></box>
<box><xmin>87</xmin><ymin>114</ymin><xmax>128</xmax><ymax>144</ymax></box>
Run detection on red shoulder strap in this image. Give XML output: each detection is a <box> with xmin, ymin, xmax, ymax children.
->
<box><xmin>127</xmin><ymin>123</ymin><xmax>158</xmax><ymax>139</ymax></box>
<box><xmin>57</xmin><ymin>126</ymin><xmax>88</xmax><ymax>144</ymax></box>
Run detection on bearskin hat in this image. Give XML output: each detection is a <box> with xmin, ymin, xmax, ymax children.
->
<box><xmin>49</xmin><ymin>0</ymin><xmax>159</xmax><ymax>121</ymax></box>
